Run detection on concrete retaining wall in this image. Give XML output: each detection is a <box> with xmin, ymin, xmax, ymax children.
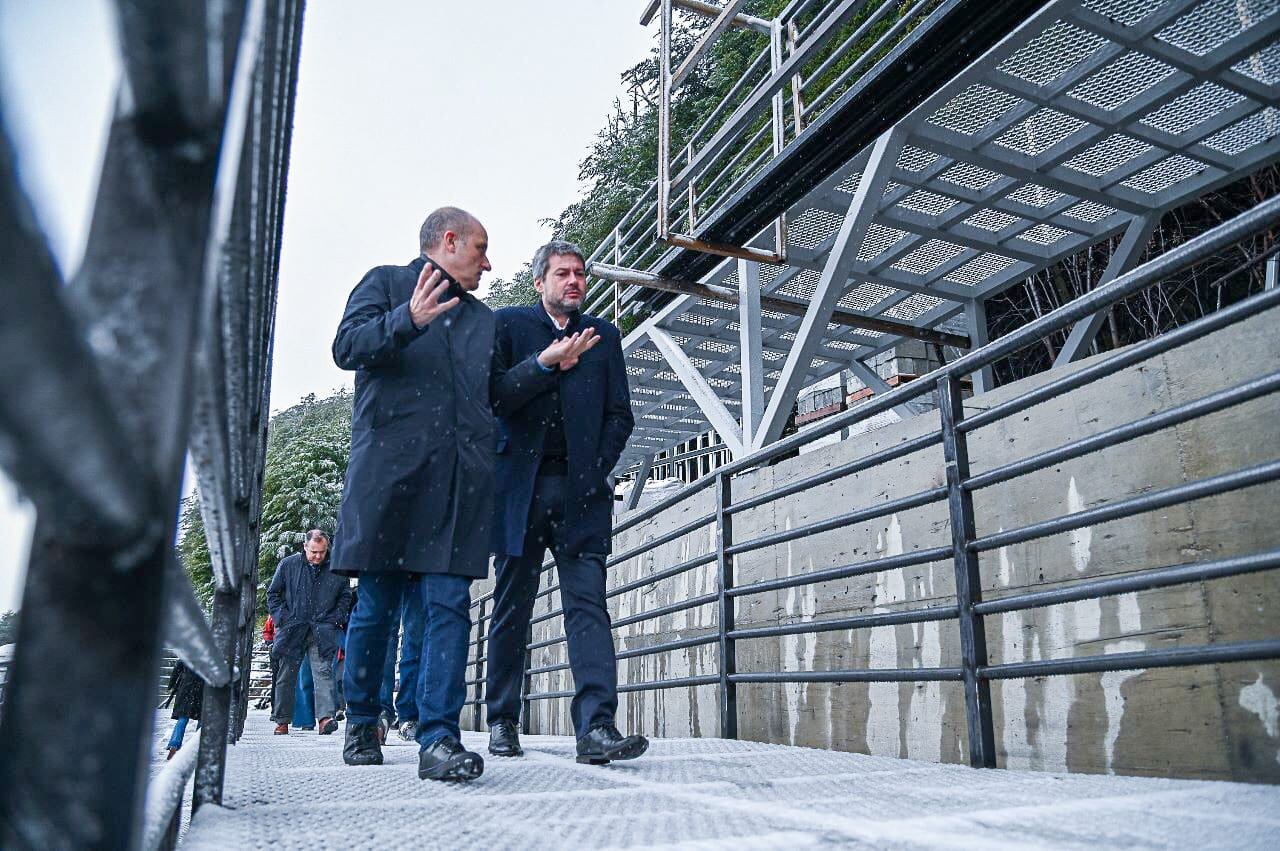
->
<box><xmin>472</xmin><ymin>305</ymin><xmax>1280</xmax><ymax>783</ymax></box>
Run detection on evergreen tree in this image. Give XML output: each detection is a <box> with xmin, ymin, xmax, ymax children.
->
<box><xmin>0</xmin><ymin>609</ymin><xmax>18</xmax><ymax>646</ymax></box>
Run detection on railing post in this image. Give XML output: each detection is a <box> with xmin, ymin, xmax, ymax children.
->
<box><xmin>473</xmin><ymin>598</ymin><xmax>487</xmax><ymax>732</ymax></box>
<box><xmin>193</xmin><ymin>586</ymin><xmax>243</xmax><ymax>810</ymax></box>
<box><xmin>716</xmin><ymin>471</ymin><xmax>738</xmax><ymax>739</ymax></box>
<box><xmin>938</xmin><ymin>374</ymin><xmax>997</xmax><ymax>768</ymax></box>
<box><xmin>520</xmin><ymin>622</ymin><xmax>534</xmax><ymax>732</ymax></box>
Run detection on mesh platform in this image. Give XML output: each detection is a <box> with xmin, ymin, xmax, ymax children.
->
<box><xmin>619</xmin><ymin>0</ymin><xmax>1280</xmax><ymax>466</ymax></box>
<box><xmin>180</xmin><ymin>709</ymin><xmax>1280</xmax><ymax>849</ymax></box>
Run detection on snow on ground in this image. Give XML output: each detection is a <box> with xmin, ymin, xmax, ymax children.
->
<box><xmin>181</xmin><ymin>709</ymin><xmax>1280</xmax><ymax>849</ymax></box>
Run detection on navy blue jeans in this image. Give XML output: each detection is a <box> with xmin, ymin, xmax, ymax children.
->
<box><xmin>344</xmin><ymin>572</ymin><xmax>472</xmax><ymax>748</ymax></box>
<box><xmin>395</xmin><ymin>579</ymin><xmax>426</xmax><ymax>723</ymax></box>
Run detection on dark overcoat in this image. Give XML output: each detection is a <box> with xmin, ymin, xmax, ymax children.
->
<box><xmin>331</xmin><ymin>256</ymin><xmax>496</xmax><ymax>579</ymax></box>
<box><xmin>266</xmin><ymin>552</ymin><xmax>353</xmax><ymax>664</ymax></box>
<box><xmin>167</xmin><ymin>661</ymin><xmax>204</xmax><ymax>721</ymax></box>
<box><xmin>490</xmin><ymin>303</ymin><xmax>634</xmax><ymax>557</ymax></box>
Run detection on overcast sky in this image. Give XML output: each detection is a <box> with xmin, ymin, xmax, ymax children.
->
<box><xmin>0</xmin><ymin>0</ymin><xmax>656</xmax><ymax>612</ymax></box>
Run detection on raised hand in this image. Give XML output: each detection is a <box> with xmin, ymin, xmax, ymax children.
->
<box><xmin>409</xmin><ymin>262</ymin><xmax>461</xmax><ymax>328</ymax></box>
<box><xmin>537</xmin><ymin>328</ymin><xmax>601</xmax><ymax>371</ymax></box>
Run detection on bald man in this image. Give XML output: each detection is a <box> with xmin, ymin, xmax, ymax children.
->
<box><xmin>331</xmin><ymin>207</ymin><xmax>494</xmax><ymax>781</ymax></box>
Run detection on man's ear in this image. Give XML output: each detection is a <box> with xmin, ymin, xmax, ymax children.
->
<box><xmin>534</xmin><ymin>278</ymin><xmax>545</xmax><ymax>294</ymax></box>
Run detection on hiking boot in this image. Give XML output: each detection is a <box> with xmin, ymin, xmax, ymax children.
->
<box><xmin>418</xmin><ymin>735</ymin><xmax>483</xmax><ymax>781</ymax></box>
<box><xmin>318</xmin><ymin>716</ymin><xmax>338</xmax><ymax>735</ymax></box>
<box><xmin>488</xmin><ymin>719</ymin><xmax>523</xmax><ymax>757</ymax></box>
<box><xmin>273</xmin><ymin>723</ymin><xmax>290</xmax><ymax>735</ymax></box>
<box><xmin>343</xmin><ymin>722</ymin><xmax>384</xmax><ymax>766</ymax></box>
<box><xmin>165</xmin><ymin>747</ymin><xmax>178</xmax><ymax>761</ymax></box>
<box><xmin>575</xmin><ymin>724</ymin><xmax>648</xmax><ymax>765</ymax></box>
<box><xmin>398</xmin><ymin>720</ymin><xmax>419</xmax><ymax>742</ymax></box>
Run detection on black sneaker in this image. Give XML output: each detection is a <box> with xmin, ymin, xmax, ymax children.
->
<box><xmin>488</xmin><ymin>719</ymin><xmax>523</xmax><ymax>757</ymax></box>
<box><xmin>343</xmin><ymin>722</ymin><xmax>384</xmax><ymax>766</ymax></box>
<box><xmin>418</xmin><ymin>735</ymin><xmax>484</xmax><ymax>781</ymax></box>
<box><xmin>575</xmin><ymin>724</ymin><xmax>648</xmax><ymax>765</ymax></box>
<box><xmin>398</xmin><ymin>720</ymin><xmax>419</xmax><ymax>742</ymax></box>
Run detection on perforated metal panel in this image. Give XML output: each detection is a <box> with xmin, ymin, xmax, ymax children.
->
<box><xmin>616</xmin><ymin>0</ymin><xmax>1280</xmax><ymax>470</ymax></box>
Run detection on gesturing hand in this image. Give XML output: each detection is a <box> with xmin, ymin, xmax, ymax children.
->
<box><xmin>537</xmin><ymin>328</ymin><xmax>600</xmax><ymax>371</ymax></box>
<box><xmin>409</xmin><ymin>262</ymin><xmax>461</xmax><ymax>329</ymax></box>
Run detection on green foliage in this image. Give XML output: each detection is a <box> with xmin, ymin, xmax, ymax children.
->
<box><xmin>484</xmin><ymin>263</ymin><xmax>537</xmax><ymax>310</ymax></box>
<box><xmin>178</xmin><ymin>390</ymin><xmax>354</xmax><ymax>616</ymax></box>
<box><xmin>0</xmin><ymin>609</ymin><xmax>18</xmax><ymax>646</ymax></box>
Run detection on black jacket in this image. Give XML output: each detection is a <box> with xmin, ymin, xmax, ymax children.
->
<box><xmin>330</xmin><ymin>256</ymin><xmax>496</xmax><ymax>579</ymax></box>
<box><xmin>266</xmin><ymin>552</ymin><xmax>353</xmax><ymax>663</ymax></box>
<box><xmin>490</xmin><ymin>303</ymin><xmax>634</xmax><ymax>557</ymax></box>
<box><xmin>167</xmin><ymin>661</ymin><xmax>204</xmax><ymax>721</ymax></box>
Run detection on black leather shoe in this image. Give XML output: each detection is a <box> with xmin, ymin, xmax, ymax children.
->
<box><xmin>418</xmin><ymin>735</ymin><xmax>484</xmax><ymax>781</ymax></box>
<box><xmin>343</xmin><ymin>722</ymin><xmax>384</xmax><ymax>766</ymax></box>
<box><xmin>575</xmin><ymin>724</ymin><xmax>648</xmax><ymax>765</ymax></box>
<box><xmin>488</xmin><ymin>719</ymin><xmax>524</xmax><ymax>757</ymax></box>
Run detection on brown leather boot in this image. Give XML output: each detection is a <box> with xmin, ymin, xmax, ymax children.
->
<box><xmin>274</xmin><ymin>722</ymin><xmax>290</xmax><ymax>735</ymax></box>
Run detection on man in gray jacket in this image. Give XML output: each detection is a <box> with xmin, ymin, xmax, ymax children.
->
<box><xmin>266</xmin><ymin>530</ymin><xmax>352</xmax><ymax>735</ymax></box>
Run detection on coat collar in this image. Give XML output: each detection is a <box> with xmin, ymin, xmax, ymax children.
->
<box><xmin>534</xmin><ymin>299</ymin><xmax>581</xmax><ymax>335</ymax></box>
<box><xmin>411</xmin><ymin>255</ymin><xmax>473</xmax><ymax>303</ymax></box>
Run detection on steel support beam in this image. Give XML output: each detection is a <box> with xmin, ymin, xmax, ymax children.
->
<box><xmin>738</xmin><ymin>260</ymin><xmax>765</xmax><ymax>446</ymax></box>
<box><xmin>640</xmin><ymin>0</ymin><xmax>772</xmax><ymax>33</ymax></box>
<box><xmin>847</xmin><ymin>358</ymin><xmax>917</xmax><ymax>422</ymax></box>
<box><xmin>753</xmin><ymin>128</ymin><xmax>906</xmax><ymax>450</ymax></box>
<box><xmin>1055</xmin><ymin>214</ymin><xmax>1158</xmax><ymax>367</ymax></box>
<box><xmin>966</xmin><ymin>299</ymin><xmax>994</xmax><ymax>394</ymax></box>
<box><xmin>593</xmin><ymin>262</ymin><xmax>968</xmax><ymax>348</ymax></box>
<box><xmin>648</xmin><ymin>327</ymin><xmax>746</xmax><ymax>456</ymax></box>
<box><xmin>626</xmin><ymin>454</ymin><xmax>656</xmax><ymax>510</ymax></box>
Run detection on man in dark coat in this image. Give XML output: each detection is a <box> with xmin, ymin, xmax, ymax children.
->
<box><xmin>266</xmin><ymin>530</ymin><xmax>352</xmax><ymax>735</ymax></box>
<box><xmin>485</xmin><ymin>240</ymin><xmax>647</xmax><ymax>765</ymax></box>
<box><xmin>331</xmin><ymin>206</ymin><xmax>494</xmax><ymax>781</ymax></box>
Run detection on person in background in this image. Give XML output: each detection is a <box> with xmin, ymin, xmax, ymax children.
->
<box><xmin>163</xmin><ymin>660</ymin><xmax>203</xmax><ymax>760</ymax></box>
<box><xmin>266</xmin><ymin>530</ymin><xmax>352</xmax><ymax>736</ymax></box>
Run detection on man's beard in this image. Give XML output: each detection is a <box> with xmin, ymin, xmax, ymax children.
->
<box><xmin>547</xmin><ymin>293</ymin><xmax>582</xmax><ymax>315</ymax></box>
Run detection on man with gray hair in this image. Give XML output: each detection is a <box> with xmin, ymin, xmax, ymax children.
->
<box><xmin>331</xmin><ymin>206</ymin><xmax>496</xmax><ymax>781</ymax></box>
<box><xmin>485</xmin><ymin>239</ymin><xmax>644</xmax><ymax>764</ymax></box>
<box><xmin>266</xmin><ymin>529</ymin><xmax>351</xmax><ymax>736</ymax></box>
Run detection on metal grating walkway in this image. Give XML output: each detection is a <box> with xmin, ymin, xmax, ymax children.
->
<box><xmin>617</xmin><ymin>0</ymin><xmax>1280</xmax><ymax>465</ymax></box>
<box><xmin>180</xmin><ymin>710</ymin><xmax>1280</xmax><ymax>849</ymax></box>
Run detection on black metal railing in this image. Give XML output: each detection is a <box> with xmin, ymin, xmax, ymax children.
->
<box><xmin>466</xmin><ymin>194</ymin><xmax>1280</xmax><ymax>767</ymax></box>
<box><xmin>0</xmin><ymin>1</ymin><xmax>304</xmax><ymax>847</ymax></box>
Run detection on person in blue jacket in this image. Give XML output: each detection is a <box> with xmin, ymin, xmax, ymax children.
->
<box><xmin>484</xmin><ymin>240</ymin><xmax>646</xmax><ymax>765</ymax></box>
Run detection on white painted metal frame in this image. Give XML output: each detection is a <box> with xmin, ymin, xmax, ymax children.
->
<box><xmin>613</xmin><ymin>0</ymin><xmax>1280</xmax><ymax>472</ymax></box>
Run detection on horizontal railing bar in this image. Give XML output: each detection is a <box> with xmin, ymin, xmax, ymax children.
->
<box><xmin>980</xmin><ymin>639</ymin><xmax>1280</xmax><ymax>680</ymax></box>
<box><xmin>974</xmin><ymin>549</ymin><xmax>1280</xmax><ymax>616</ymax></box>
<box><xmin>965</xmin><ymin>371</ymin><xmax>1280</xmax><ymax>492</ymax></box>
<box><xmin>732</xmin><ymin>667</ymin><xmax>964</xmax><ymax>684</ymax></box>
<box><xmin>972</xmin><ymin>458</ymin><xmax>1280</xmax><ymax>553</ymax></box>
<box><xmin>728</xmin><ymin>432</ymin><xmax>942</xmax><ymax>515</ymax></box>
<box><xmin>527</xmin><ymin>634</ymin><xmax>721</xmax><ymax>677</ymax></box>
<box><xmin>727</xmin><ymin>545</ymin><xmax>953</xmax><ymax>598</ymax></box>
<box><xmin>527</xmin><ymin>673</ymin><xmax>722</xmax><ymax>702</ymax></box>
<box><xmin>613</xmin><ymin>473</ymin><xmax>720</xmax><ymax>535</ymax></box>
<box><xmin>607</xmin><ymin>512</ymin><xmax>717</xmax><ymax>567</ymax></box>
<box><xmin>726</xmin><ymin>486</ymin><xmax>948</xmax><ymax>555</ymax></box>
<box><xmin>612</xmin><ymin>592</ymin><xmax>721</xmax><ymax>629</ymax></box>
<box><xmin>960</xmin><ymin>285</ymin><xmax>1280</xmax><ymax>434</ymax></box>
<box><xmin>729</xmin><ymin>604</ymin><xmax>958</xmax><ymax>641</ymax></box>
<box><xmin>617</xmin><ymin>633</ymin><xmax>719</xmax><ymax>661</ymax></box>
<box><xmin>608</xmin><ymin>551</ymin><xmax>719</xmax><ymax>598</ymax></box>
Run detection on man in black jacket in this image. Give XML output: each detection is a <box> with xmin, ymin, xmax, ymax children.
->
<box><xmin>486</xmin><ymin>240</ymin><xmax>646</xmax><ymax>764</ymax></box>
<box><xmin>266</xmin><ymin>530</ymin><xmax>352</xmax><ymax>736</ymax></box>
<box><xmin>331</xmin><ymin>206</ymin><xmax>495</xmax><ymax>781</ymax></box>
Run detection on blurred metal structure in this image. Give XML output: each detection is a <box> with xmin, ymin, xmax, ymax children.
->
<box><xmin>582</xmin><ymin>0</ymin><xmax>1280</xmax><ymax>476</ymax></box>
<box><xmin>0</xmin><ymin>0</ymin><xmax>305</xmax><ymax>846</ymax></box>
